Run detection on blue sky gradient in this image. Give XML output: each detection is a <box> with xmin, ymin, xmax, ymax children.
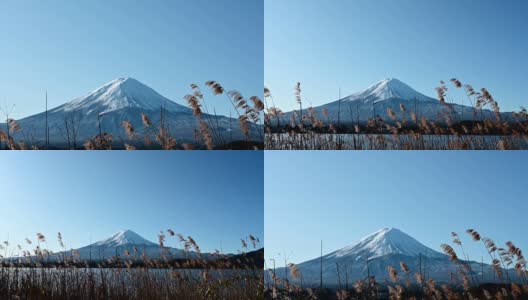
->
<box><xmin>265</xmin><ymin>0</ymin><xmax>528</xmax><ymax>112</ymax></box>
<box><xmin>0</xmin><ymin>0</ymin><xmax>263</xmax><ymax>119</ymax></box>
<box><xmin>0</xmin><ymin>151</ymin><xmax>263</xmax><ymax>254</ymax></box>
<box><xmin>265</xmin><ymin>151</ymin><xmax>528</xmax><ymax>265</ymax></box>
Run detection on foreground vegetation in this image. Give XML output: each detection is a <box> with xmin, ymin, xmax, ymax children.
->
<box><xmin>266</xmin><ymin>229</ymin><xmax>528</xmax><ymax>299</ymax></box>
<box><xmin>264</xmin><ymin>79</ymin><xmax>528</xmax><ymax>150</ymax></box>
<box><xmin>0</xmin><ymin>81</ymin><xmax>264</xmax><ymax>150</ymax></box>
<box><xmin>0</xmin><ymin>231</ymin><xmax>263</xmax><ymax>300</ymax></box>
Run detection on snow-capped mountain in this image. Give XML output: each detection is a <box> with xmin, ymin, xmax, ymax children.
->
<box><xmin>325</xmin><ymin>228</ymin><xmax>445</xmax><ymax>261</ymax></box>
<box><xmin>54</xmin><ymin>229</ymin><xmax>206</xmax><ymax>261</ymax></box>
<box><xmin>92</xmin><ymin>229</ymin><xmax>159</xmax><ymax>248</ymax></box>
<box><xmin>54</xmin><ymin>77</ymin><xmax>190</xmax><ymax>115</ymax></box>
<box><xmin>281</xmin><ymin>78</ymin><xmax>510</xmax><ymax>124</ymax></box>
<box><xmin>342</xmin><ymin>78</ymin><xmax>433</xmax><ymax>104</ymax></box>
<box><xmin>18</xmin><ymin>229</ymin><xmax>207</xmax><ymax>262</ymax></box>
<box><xmin>270</xmin><ymin>228</ymin><xmax>510</xmax><ymax>287</ymax></box>
<box><xmin>69</xmin><ymin>229</ymin><xmax>202</xmax><ymax>261</ymax></box>
<box><xmin>8</xmin><ymin>78</ymin><xmax>260</xmax><ymax>147</ymax></box>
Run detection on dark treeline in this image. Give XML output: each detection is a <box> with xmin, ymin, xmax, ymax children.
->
<box><xmin>267</xmin><ymin>119</ymin><xmax>528</xmax><ymax>136</ymax></box>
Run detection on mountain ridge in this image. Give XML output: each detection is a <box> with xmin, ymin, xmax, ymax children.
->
<box><xmin>91</xmin><ymin>229</ymin><xmax>159</xmax><ymax>248</ymax></box>
<box><xmin>6</xmin><ymin>230</ymin><xmax>264</xmax><ymax>270</ymax></box>
<box><xmin>51</xmin><ymin>77</ymin><xmax>190</xmax><ymax>116</ymax></box>
<box><xmin>268</xmin><ymin>228</ymin><xmax>516</xmax><ymax>287</ymax></box>
<box><xmin>279</xmin><ymin>78</ymin><xmax>511</xmax><ymax>125</ymax></box>
<box><xmin>4</xmin><ymin>78</ymin><xmax>261</xmax><ymax>147</ymax></box>
<box><xmin>326</xmin><ymin>227</ymin><xmax>444</xmax><ymax>260</ymax></box>
<box><xmin>10</xmin><ymin>229</ymin><xmax>205</xmax><ymax>262</ymax></box>
<box><xmin>341</xmin><ymin>79</ymin><xmax>432</xmax><ymax>104</ymax></box>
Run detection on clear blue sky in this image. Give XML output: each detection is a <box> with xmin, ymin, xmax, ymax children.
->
<box><xmin>0</xmin><ymin>0</ymin><xmax>262</xmax><ymax>119</ymax></box>
<box><xmin>265</xmin><ymin>0</ymin><xmax>528</xmax><ymax>112</ymax></box>
<box><xmin>265</xmin><ymin>151</ymin><xmax>528</xmax><ymax>265</ymax></box>
<box><xmin>0</xmin><ymin>151</ymin><xmax>263</xmax><ymax>254</ymax></box>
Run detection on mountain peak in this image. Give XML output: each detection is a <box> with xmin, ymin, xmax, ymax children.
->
<box><xmin>341</xmin><ymin>78</ymin><xmax>430</xmax><ymax>104</ymax></box>
<box><xmin>113</xmin><ymin>77</ymin><xmax>135</xmax><ymax>82</ymax></box>
<box><xmin>54</xmin><ymin>77</ymin><xmax>188</xmax><ymax>115</ymax></box>
<box><xmin>329</xmin><ymin>228</ymin><xmax>444</xmax><ymax>259</ymax></box>
<box><xmin>377</xmin><ymin>78</ymin><xmax>411</xmax><ymax>91</ymax></box>
<box><xmin>116</xmin><ymin>228</ymin><xmax>137</xmax><ymax>235</ymax></box>
<box><xmin>379</xmin><ymin>78</ymin><xmax>402</xmax><ymax>84</ymax></box>
<box><xmin>373</xmin><ymin>227</ymin><xmax>398</xmax><ymax>235</ymax></box>
<box><xmin>108</xmin><ymin>77</ymin><xmax>143</xmax><ymax>87</ymax></box>
<box><xmin>93</xmin><ymin>229</ymin><xmax>158</xmax><ymax>247</ymax></box>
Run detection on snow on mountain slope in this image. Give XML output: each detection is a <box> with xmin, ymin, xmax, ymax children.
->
<box><xmin>52</xmin><ymin>77</ymin><xmax>189</xmax><ymax>115</ymax></box>
<box><xmin>8</xmin><ymin>78</ymin><xmax>261</xmax><ymax>146</ymax></box>
<box><xmin>327</xmin><ymin>228</ymin><xmax>444</xmax><ymax>260</ymax></box>
<box><xmin>268</xmin><ymin>228</ymin><xmax>509</xmax><ymax>287</ymax></box>
<box><xmin>280</xmin><ymin>78</ymin><xmax>508</xmax><ymax>124</ymax></box>
<box><xmin>93</xmin><ymin>229</ymin><xmax>158</xmax><ymax>248</ymax></box>
<box><xmin>56</xmin><ymin>229</ymin><xmax>209</xmax><ymax>261</ymax></box>
<box><xmin>344</xmin><ymin>78</ymin><xmax>431</xmax><ymax>104</ymax></box>
<box><xmin>7</xmin><ymin>230</ymin><xmax>224</xmax><ymax>262</ymax></box>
